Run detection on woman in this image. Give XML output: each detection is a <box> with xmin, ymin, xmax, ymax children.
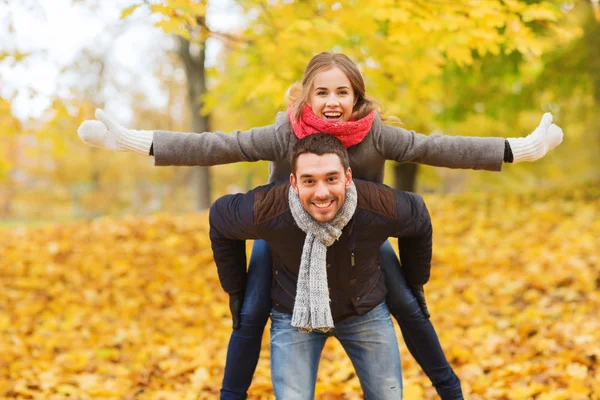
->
<box><xmin>78</xmin><ymin>52</ymin><xmax>563</xmax><ymax>399</ymax></box>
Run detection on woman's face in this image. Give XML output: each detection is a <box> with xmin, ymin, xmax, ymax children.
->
<box><xmin>308</xmin><ymin>66</ymin><xmax>356</xmax><ymax>123</ymax></box>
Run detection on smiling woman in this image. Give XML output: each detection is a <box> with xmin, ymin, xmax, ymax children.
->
<box><xmin>77</xmin><ymin>51</ymin><xmax>563</xmax><ymax>399</ymax></box>
<box><xmin>310</xmin><ymin>67</ymin><xmax>355</xmax><ymax>122</ymax></box>
<box><xmin>287</xmin><ymin>52</ymin><xmax>381</xmax><ymax>123</ymax></box>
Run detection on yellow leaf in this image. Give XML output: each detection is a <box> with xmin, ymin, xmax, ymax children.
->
<box><xmin>521</xmin><ymin>4</ymin><xmax>560</xmax><ymax>22</ymax></box>
<box><xmin>154</xmin><ymin>19</ymin><xmax>186</xmax><ymax>35</ymax></box>
<box><xmin>190</xmin><ymin>2</ymin><xmax>206</xmax><ymax>16</ymax></box>
<box><xmin>120</xmin><ymin>4</ymin><xmax>140</xmax><ymax>20</ymax></box>
<box><xmin>150</xmin><ymin>4</ymin><xmax>173</xmax><ymax>16</ymax></box>
<box><xmin>55</xmin><ymin>384</ymin><xmax>80</xmax><ymax>395</ymax></box>
<box><xmin>446</xmin><ymin>46</ymin><xmax>473</xmax><ymax>67</ymax></box>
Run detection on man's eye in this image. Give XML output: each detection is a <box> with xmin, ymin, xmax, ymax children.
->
<box><xmin>328</xmin><ymin>177</ymin><xmax>338</xmax><ymax>182</ymax></box>
<box><xmin>304</xmin><ymin>180</ymin><xmax>314</xmax><ymax>185</ymax></box>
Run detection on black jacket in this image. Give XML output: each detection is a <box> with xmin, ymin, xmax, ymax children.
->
<box><xmin>209</xmin><ymin>180</ymin><xmax>432</xmax><ymax>322</ymax></box>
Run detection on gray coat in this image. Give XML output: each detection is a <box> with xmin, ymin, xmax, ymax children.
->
<box><xmin>153</xmin><ymin>112</ymin><xmax>505</xmax><ymax>183</ymax></box>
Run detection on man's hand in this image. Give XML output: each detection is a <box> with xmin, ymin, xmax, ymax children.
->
<box><xmin>77</xmin><ymin>109</ymin><xmax>153</xmax><ymax>155</ymax></box>
<box><xmin>229</xmin><ymin>292</ymin><xmax>245</xmax><ymax>330</ymax></box>
<box><xmin>409</xmin><ymin>285</ymin><xmax>430</xmax><ymax>319</ymax></box>
<box><xmin>508</xmin><ymin>112</ymin><xmax>564</xmax><ymax>163</ymax></box>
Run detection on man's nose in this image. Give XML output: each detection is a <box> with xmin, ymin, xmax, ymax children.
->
<box><xmin>314</xmin><ymin>181</ymin><xmax>329</xmax><ymax>198</ymax></box>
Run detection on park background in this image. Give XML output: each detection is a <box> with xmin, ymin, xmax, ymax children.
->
<box><xmin>0</xmin><ymin>0</ymin><xmax>599</xmax><ymax>399</ymax></box>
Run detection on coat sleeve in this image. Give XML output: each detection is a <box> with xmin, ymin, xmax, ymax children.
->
<box><xmin>389</xmin><ymin>192</ymin><xmax>433</xmax><ymax>286</ymax></box>
<box><xmin>153</xmin><ymin>114</ymin><xmax>291</xmax><ymax>166</ymax></box>
<box><xmin>209</xmin><ymin>191</ymin><xmax>263</xmax><ymax>294</ymax></box>
<box><xmin>374</xmin><ymin>122</ymin><xmax>505</xmax><ymax>171</ymax></box>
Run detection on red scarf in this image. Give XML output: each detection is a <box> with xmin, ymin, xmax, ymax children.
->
<box><xmin>287</xmin><ymin>104</ymin><xmax>375</xmax><ymax>148</ymax></box>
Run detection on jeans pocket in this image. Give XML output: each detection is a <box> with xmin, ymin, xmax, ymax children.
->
<box><xmin>364</xmin><ymin>302</ymin><xmax>393</xmax><ymax>325</ymax></box>
<box><xmin>270</xmin><ymin>309</ymin><xmax>292</xmax><ymax>330</ymax></box>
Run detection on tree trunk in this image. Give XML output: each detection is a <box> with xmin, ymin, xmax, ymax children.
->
<box><xmin>583</xmin><ymin>0</ymin><xmax>600</xmax><ymax>180</ymax></box>
<box><xmin>393</xmin><ymin>163</ymin><xmax>418</xmax><ymax>192</ymax></box>
<box><xmin>178</xmin><ymin>34</ymin><xmax>211</xmax><ymax>210</ymax></box>
<box><xmin>587</xmin><ymin>4</ymin><xmax>600</xmax><ymax>103</ymax></box>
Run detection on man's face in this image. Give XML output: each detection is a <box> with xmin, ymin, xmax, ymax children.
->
<box><xmin>290</xmin><ymin>152</ymin><xmax>352</xmax><ymax>223</ymax></box>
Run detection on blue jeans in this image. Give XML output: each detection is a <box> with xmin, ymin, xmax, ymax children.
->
<box><xmin>221</xmin><ymin>240</ymin><xmax>463</xmax><ymax>400</ymax></box>
<box><xmin>270</xmin><ymin>302</ymin><xmax>402</xmax><ymax>400</ymax></box>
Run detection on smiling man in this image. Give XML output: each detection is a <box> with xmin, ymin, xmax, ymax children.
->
<box><xmin>289</xmin><ymin>144</ymin><xmax>352</xmax><ymax>222</ymax></box>
<box><xmin>209</xmin><ymin>134</ymin><xmax>433</xmax><ymax>399</ymax></box>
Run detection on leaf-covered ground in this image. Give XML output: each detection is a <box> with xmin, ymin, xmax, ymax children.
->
<box><xmin>1</xmin><ymin>188</ymin><xmax>598</xmax><ymax>399</ymax></box>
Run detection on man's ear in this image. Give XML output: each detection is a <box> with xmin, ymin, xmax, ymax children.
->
<box><xmin>345</xmin><ymin>167</ymin><xmax>353</xmax><ymax>189</ymax></box>
<box><xmin>290</xmin><ymin>173</ymin><xmax>299</xmax><ymax>194</ymax></box>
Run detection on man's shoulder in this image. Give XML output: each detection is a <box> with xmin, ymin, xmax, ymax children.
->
<box><xmin>210</xmin><ymin>182</ymin><xmax>291</xmax><ymax>230</ymax></box>
<box><xmin>354</xmin><ymin>180</ymin><xmax>423</xmax><ymax>221</ymax></box>
<box><xmin>355</xmin><ymin>180</ymin><xmax>397</xmax><ymax>219</ymax></box>
<box><xmin>253</xmin><ymin>181</ymin><xmax>291</xmax><ymax>225</ymax></box>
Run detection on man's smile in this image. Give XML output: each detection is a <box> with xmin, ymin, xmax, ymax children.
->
<box><xmin>312</xmin><ymin>199</ymin><xmax>334</xmax><ymax>209</ymax></box>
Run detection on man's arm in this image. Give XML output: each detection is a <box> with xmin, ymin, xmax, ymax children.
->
<box><xmin>390</xmin><ymin>191</ymin><xmax>433</xmax><ymax>287</ymax></box>
<box><xmin>209</xmin><ymin>190</ymin><xmax>263</xmax><ymax>295</ymax></box>
<box><xmin>388</xmin><ymin>191</ymin><xmax>433</xmax><ymax>318</ymax></box>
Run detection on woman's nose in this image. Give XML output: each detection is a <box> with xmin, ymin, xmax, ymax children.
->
<box><xmin>326</xmin><ymin>94</ymin><xmax>339</xmax><ymax>105</ymax></box>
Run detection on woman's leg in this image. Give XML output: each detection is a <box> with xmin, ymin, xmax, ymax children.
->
<box><xmin>220</xmin><ymin>240</ymin><xmax>273</xmax><ymax>400</ymax></box>
<box><xmin>380</xmin><ymin>240</ymin><xmax>463</xmax><ymax>400</ymax></box>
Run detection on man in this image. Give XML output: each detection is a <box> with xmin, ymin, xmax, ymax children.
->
<box><xmin>209</xmin><ymin>134</ymin><xmax>432</xmax><ymax>399</ymax></box>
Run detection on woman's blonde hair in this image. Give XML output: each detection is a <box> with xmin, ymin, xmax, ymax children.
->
<box><xmin>286</xmin><ymin>52</ymin><xmax>399</xmax><ymax>124</ymax></box>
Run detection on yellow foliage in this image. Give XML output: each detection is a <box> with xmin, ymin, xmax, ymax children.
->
<box><xmin>189</xmin><ymin>0</ymin><xmax>579</xmax><ymax>135</ymax></box>
<box><xmin>1</xmin><ymin>187</ymin><xmax>598</xmax><ymax>398</ymax></box>
<box><xmin>120</xmin><ymin>4</ymin><xmax>141</xmax><ymax>20</ymax></box>
<box><xmin>0</xmin><ymin>97</ymin><xmax>24</xmax><ymax>181</ymax></box>
<box><xmin>521</xmin><ymin>3</ymin><xmax>561</xmax><ymax>23</ymax></box>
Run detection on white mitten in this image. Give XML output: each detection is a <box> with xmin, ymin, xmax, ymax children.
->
<box><xmin>507</xmin><ymin>112</ymin><xmax>564</xmax><ymax>163</ymax></box>
<box><xmin>77</xmin><ymin>109</ymin><xmax>153</xmax><ymax>155</ymax></box>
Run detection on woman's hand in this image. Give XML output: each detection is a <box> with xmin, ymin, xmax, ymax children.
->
<box><xmin>508</xmin><ymin>113</ymin><xmax>564</xmax><ymax>163</ymax></box>
<box><xmin>77</xmin><ymin>109</ymin><xmax>153</xmax><ymax>155</ymax></box>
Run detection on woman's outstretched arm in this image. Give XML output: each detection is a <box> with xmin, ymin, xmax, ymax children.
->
<box><xmin>374</xmin><ymin>112</ymin><xmax>563</xmax><ymax>170</ymax></box>
<box><xmin>78</xmin><ymin>109</ymin><xmax>291</xmax><ymax>166</ymax></box>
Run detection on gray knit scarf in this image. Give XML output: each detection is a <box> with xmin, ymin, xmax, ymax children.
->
<box><xmin>288</xmin><ymin>182</ymin><xmax>358</xmax><ymax>332</ymax></box>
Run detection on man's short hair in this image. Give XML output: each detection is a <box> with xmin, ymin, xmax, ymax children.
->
<box><xmin>290</xmin><ymin>134</ymin><xmax>350</xmax><ymax>175</ymax></box>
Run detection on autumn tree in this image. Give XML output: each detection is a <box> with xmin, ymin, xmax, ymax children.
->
<box><xmin>201</xmin><ymin>0</ymin><xmax>575</xmax><ymax>191</ymax></box>
<box><xmin>536</xmin><ymin>0</ymin><xmax>600</xmax><ymax>181</ymax></box>
<box><xmin>122</xmin><ymin>1</ymin><xmax>243</xmax><ymax>209</ymax></box>
<box><xmin>1</xmin><ymin>1</ymin><xmax>588</xmax><ymax>218</ymax></box>
<box><xmin>432</xmin><ymin>0</ymin><xmax>598</xmax><ymax>191</ymax></box>
<box><xmin>118</xmin><ymin>0</ymin><xmax>583</xmax><ymax>197</ymax></box>
<box><xmin>0</xmin><ymin>2</ymin><xmax>196</xmax><ymax>218</ymax></box>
